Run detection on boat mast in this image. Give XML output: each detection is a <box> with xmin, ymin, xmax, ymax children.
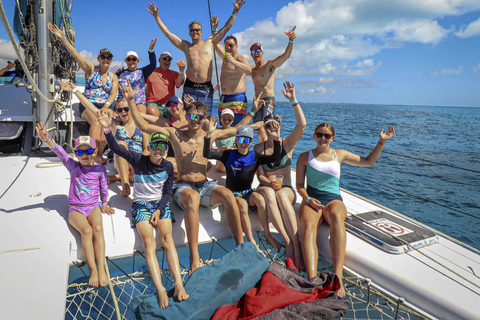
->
<box><xmin>35</xmin><ymin>0</ymin><xmax>54</xmax><ymax>131</ymax></box>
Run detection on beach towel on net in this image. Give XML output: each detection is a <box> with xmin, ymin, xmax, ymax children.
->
<box><xmin>130</xmin><ymin>242</ymin><xmax>270</xmax><ymax>320</ymax></box>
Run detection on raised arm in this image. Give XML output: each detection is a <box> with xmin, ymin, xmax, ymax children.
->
<box><xmin>47</xmin><ymin>22</ymin><xmax>94</xmax><ymax>76</ymax></box>
<box><xmin>282</xmin><ymin>81</ymin><xmax>306</xmax><ymax>151</ymax></box>
<box><xmin>147</xmin><ymin>2</ymin><xmax>185</xmax><ymax>50</ymax></box>
<box><xmin>142</xmin><ymin>38</ymin><xmax>158</xmax><ymax>79</ymax></box>
<box><xmin>176</xmin><ymin>62</ymin><xmax>186</xmax><ymax>87</ymax></box>
<box><xmin>341</xmin><ymin>126</ymin><xmax>395</xmax><ymax>167</ymax></box>
<box><xmin>211</xmin><ymin>0</ymin><xmax>246</xmax><ymax>46</ymax></box>
<box><xmin>59</xmin><ymin>82</ymin><xmax>113</xmax><ymax>118</ymax></box>
<box><xmin>271</xmin><ymin>26</ymin><xmax>296</xmax><ymax>69</ymax></box>
<box><xmin>211</xmin><ymin>15</ymin><xmax>225</xmax><ymax>56</ymax></box>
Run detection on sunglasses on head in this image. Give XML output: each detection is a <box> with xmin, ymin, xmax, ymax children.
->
<box><xmin>75</xmin><ymin>148</ymin><xmax>95</xmax><ymax>156</ymax></box>
<box><xmin>188</xmin><ymin>113</ymin><xmax>205</xmax><ymax>121</ymax></box>
<box><xmin>167</xmin><ymin>102</ymin><xmax>178</xmax><ymax>108</ymax></box>
<box><xmin>126</xmin><ymin>57</ymin><xmax>137</xmax><ymax>62</ymax></box>
<box><xmin>149</xmin><ymin>143</ymin><xmax>168</xmax><ymax>151</ymax></box>
<box><xmin>116</xmin><ymin>107</ymin><xmax>129</xmax><ymax>113</ymax></box>
<box><xmin>100</xmin><ymin>55</ymin><xmax>113</xmax><ymax>60</ymax></box>
<box><xmin>225</xmin><ymin>43</ymin><xmax>235</xmax><ymax>48</ymax></box>
<box><xmin>315</xmin><ymin>132</ymin><xmax>333</xmax><ymax>139</ymax></box>
<box><xmin>251</xmin><ymin>48</ymin><xmax>262</xmax><ymax>54</ymax></box>
<box><xmin>221</xmin><ymin>117</ymin><xmax>234</xmax><ymax>122</ymax></box>
<box><xmin>163</xmin><ymin>57</ymin><xmax>172</xmax><ymax>61</ymax></box>
<box><xmin>190</xmin><ymin>28</ymin><xmax>201</xmax><ymax>33</ymax></box>
<box><xmin>236</xmin><ymin>136</ymin><xmax>252</xmax><ymax>145</ymax></box>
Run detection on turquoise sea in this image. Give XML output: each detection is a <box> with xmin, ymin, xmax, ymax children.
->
<box><xmin>220</xmin><ymin>101</ymin><xmax>480</xmax><ymax>250</ymax></box>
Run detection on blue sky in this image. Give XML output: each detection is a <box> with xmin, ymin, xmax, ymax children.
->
<box><xmin>1</xmin><ymin>0</ymin><xmax>480</xmax><ymax>107</ymax></box>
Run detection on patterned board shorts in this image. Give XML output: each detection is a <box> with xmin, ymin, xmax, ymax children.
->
<box><xmin>130</xmin><ymin>200</ymin><xmax>175</xmax><ymax>228</ymax></box>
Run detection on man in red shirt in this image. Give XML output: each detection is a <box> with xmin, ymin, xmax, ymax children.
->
<box><xmin>145</xmin><ymin>51</ymin><xmax>186</xmax><ymax>118</ymax></box>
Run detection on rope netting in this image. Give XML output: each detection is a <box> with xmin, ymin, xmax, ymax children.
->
<box><xmin>65</xmin><ymin>234</ymin><xmax>431</xmax><ymax>320</ymax></box>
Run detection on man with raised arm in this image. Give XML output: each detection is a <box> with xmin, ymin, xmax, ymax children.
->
<box><xmin>146</xmin><ymin>0</ymin><xmax>246</xmax><ymax>117</ymax></box>
<box><xmin>122</xmin><ymin>79</ymin><xmax>260</xmax><ymax>273</ymax></box>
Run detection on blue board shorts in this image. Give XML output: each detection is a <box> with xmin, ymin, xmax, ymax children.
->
<box><xmin>172</xmin><ymin>179</ymin><xmax>221</xmax><ymax>210</ymax></box>
<box><xmin>183</xmin><ymin>78</ymin><xmax>214</xmax><ymax>117</ymax></box>
<box><xmin>218</xmin><ymin>92</ymin><xmax>248</xmax><ymax>126</ymax></box>
<box><xmin>232</xmin><ymin>189</ymin><xmax>257</xmax><ymax>212</ymax></box>
<box><xmin>130</xmin><ymin>200</ymin><xmax>175</xmax><ymax>228</ymax></box>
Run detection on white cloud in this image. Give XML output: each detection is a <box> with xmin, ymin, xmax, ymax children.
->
<box><xmin>384</xmin><ymin>20</ymin><xmax>448</xmax><ymax>44</ymax></box>
<box><xmin>431</xmin><ymin>66</ymin><xmax>463</xmax><ymax>75</ymax></box>
<box><xmin>310</xmin><ymin>60</ymin><xmax>381</xmax><ymax>77</ymax></box>
<box><xmin>300</xmin><ymin>86</ymin><xmax>336</xmax><ymax>95</ymax></box>
<box><xmin>455</xmin><ymin>17</ymin><xmax>480</xmax><ymax>38</ymax></box>
<box><xmin>0</xmin><ymin>39</ymin><xmax>20</xmax><ymax>69</ymax></box>
<box><xmin>337</xmin><ymin>79</ymin><xmax>378</xmax><ymax>88</ymax></box>
<box><xmin>472</xmin><ymin>63</ymin><xmax>480</xmax><ymax>73</ymax></box>
<box><xmin>298</xmin><ymin>77</ymin><xmax>335</xmax><ymax>86</ymax></box>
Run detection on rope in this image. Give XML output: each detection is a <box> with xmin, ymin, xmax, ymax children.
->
<box><xmin>342</xmin><ymin>170</ymin><xmax>480</xmax><ymax>221</ymax></box>
<box><xmin>336</xmin><ymin>140</ymin><xmax>480</xmax><ymax>174</ymax></box>
<box><xmin>207</xmin><ymin>0</ymin><xmax>221</xmax><ymax>100</ymax></box>
<box><xmin>104</xmin><ymin>258</ymin><xmax>122</xmax><ymax>320</ymax></box>
<box><xmin>349</xmin><ymin>212</ymin><xmax>480</xmax><ymax>293</ymax></box>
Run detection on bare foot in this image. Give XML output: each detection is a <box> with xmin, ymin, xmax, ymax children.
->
<box><xmin>189</xmin><ymin>259</ymin><xmax>202</xmax><ymax>276</ymax></box>
<box><xmin>108</xmin><ymin>174</ymin><xmax>120</xmax><ymax>184</ymax></box>
<box><xmin>174</xmin><ymin>283</ymin><xmax>190</xmax><ymax>301</ymax></box>
<box><xmin>98</xmin><ymin>268</ymin><xmax>109</xmax><ymax>287</ymax></box>
<box><xmin>157</xmin><ymin>288</ymin><xmax>169</xmax><ymax>309</ymax></box>
<box><xmin>265</xmin><ymin>233</ymin><xmax>282</xmax><ymax>252</ymax></box>
<box><xmin>88</xmin><ymin>269</ymin><xmax>99</xmax><ymax>287</ymax></box>
<box><xmin>120</xmin><ymin>183</ymin><xmax>131</xmax><ymax>197</ymax></box>
<box><xmin>337</xmin><ymin>279</ymin><xmax>346</xmax><ymax>298</ymax></box>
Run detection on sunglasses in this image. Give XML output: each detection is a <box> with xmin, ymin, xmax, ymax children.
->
<box><xmin>236</xmin><ymin>136</ymin><xmax>252</xmax><ymax>145</ymax></box>
<box><xmin>116</xmin><ymin>107</ymin><xmax>130</xmax><ymax>113</ymax></box>
<box><xmin>250</xmin><ymin>48</ymin><xmax>262</xmax><ymax>54</ymax></box>
<box><xmin>225</xmin><ymin>43</ymin><xmax>235</xmax><ymax>48</ymax></box>
<box><xmin>188</xmin><ymin>113</ymin><xmax>205</xmax><ymax>121</ymax></box>
<box><xmin>100</xmin><ymin>55</ymin><xmax>113</xmax><ymax>60</ymax></box>
<box><xmin>149</xmin><ymin>143</ymin><xmax>168</xmax><ymax>151</ymax></box>
<box><xmin>163</xmin><ymin>57</ymin><xmax>172</xmax><ymax>61</ymax></box>
<box><xmin>315</xmin><ymin>132</ymin><xmax>333</xmax><ymax>139</ymax></box>
<box><xmin>221</xmin><ymin>117</ymin><xmax>234</xmax><ymax>122</ymax></box>
<box><xmin>126</xmin><ymin>57</ymin><xmax>137</xmax><ymax>62</ymax></box>
<box><xmin>189</xmin><ymin>28</ymin><xmax>201</xmax><ymax>33</ymax></box>
<box><xmin>75</xmin><ymin>148</ymin><xmax>95</xmax><ymax>156</ymax></box>
<box><xmin>167</xmin><ymin>102</ymin><xmax>178</xmax><ymax>108</ymax></box>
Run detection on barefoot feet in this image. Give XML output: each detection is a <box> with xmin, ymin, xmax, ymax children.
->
<box><xmin>120</xmin><ymin>183</ymin><xmax>131</xmax><ymax>197</ymax></box>
<box><xmin>157</xmin><ymin>288</ymin><xmax>169</xmax><ymax>309</ymax></box>
<box><xmin>174</xmin><ymin>283</ymin><xmax>190</xmax><ymax>301</ymax></box>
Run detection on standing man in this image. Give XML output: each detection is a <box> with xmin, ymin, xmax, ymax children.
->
<box><xmin>250</xmin><ymin>27</ymin><xmax>297</xmax><ymax>124</ymax></box>
<box><xmin>146</xmin><ymin>0</ymin><xmax>246</xmax><ymax>117</ymax></box>
<box><xmin>145</xmin><ymin>51</ymin><xmax>186</xmax><ymax>118</ymax></box>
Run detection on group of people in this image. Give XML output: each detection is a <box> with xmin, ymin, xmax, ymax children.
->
<box><xmin>38</xmin><ymin>0</ymin><xmax>395</xmax><ymax>307</ymax></box>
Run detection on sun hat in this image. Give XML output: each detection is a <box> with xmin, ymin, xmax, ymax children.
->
<box><xmin>236</xmin><ymin>126</ymin><xmax>254</xmax><ymax>139</ymax></box>
<box><xmin>74</xmin><ymin>136</ymin><xmax>96</xmax><ymax>150</ymax></box>
<box><xmin>249</xmin><ymin>43</ymin><xmax>263</xmax><ymax>51</ymax></box>
<box><xmin>220</xmin><ymin>109</ymin><xmax>235</xmax><ymax>118</ymax></box>
<box><xmin>98</xmin><ymin>48</ymin><xmax>113</xmax><ymax>57</ymax></box>
<box><xmin>160</xmin><ymin>51</ymin><xmax>173</xmax><ymax>59</ymax></box>
<box><xmin>125</xmin><ymin>51</ymin><xmax>139</xmax><ymax>59</ymax></box>
<box><xmin>167</xmin><ymin>96</ymin><xmax>182</xmax><ymax>105</ymax></box>
<box><xmin>263</xmin><ymin>114</ymin><xmax>281</xmax><ymax>126</ymax></box>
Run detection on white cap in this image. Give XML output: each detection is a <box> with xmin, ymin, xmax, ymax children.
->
<box><xmin>125</xmin><ymin>51</ymin><xmax>139</xmax><ymax>59</ymax></box>
<box><xmin>220</xmin><ymin>109</ymin><xmax>234</xmax><ymax>117</ymax></box>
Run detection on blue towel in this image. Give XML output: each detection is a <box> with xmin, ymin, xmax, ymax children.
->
<box><xmin>130</xmin><ymin>242</ymin><xmax>270</xmax><ymax>320</ymax></box>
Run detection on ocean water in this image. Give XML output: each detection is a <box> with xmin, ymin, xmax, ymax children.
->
<box><xmin>219</xmin><ymin>102</ymin><xmax>480</xmax><ymax>250</ymax></box>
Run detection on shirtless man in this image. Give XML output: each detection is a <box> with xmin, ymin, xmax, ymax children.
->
<box><xmin>146</xmin><ymin>0</ymin><xmax>246</xmax><ymax>116</ymax></box>
<box><xmin>250</xmin><ymin>27</ymin><xmax>297</xmax><ymax>141</ymax></box>
<box><xmin>123</xmin><ymin>79</ymin><xmax>259</xmax><ymax>273</ymax></box>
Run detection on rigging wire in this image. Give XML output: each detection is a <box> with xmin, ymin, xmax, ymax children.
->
<box><xmin>343</xmin><ymin>170</ymin><xmax>480</xmax><ymax>220</ymax></box>
<box><xmin>207</xmin><ymin>0</ymin><xmax>222</xmax><ymax>100</ymax></box>
<box><xmin>336</xmin><ymin>140</ymin><xmax>480</xmax><ymax>174</ymax></box>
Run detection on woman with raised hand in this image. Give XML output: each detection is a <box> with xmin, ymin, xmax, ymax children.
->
<box><xmin>48</xmin><ymin>22</ymin><xmax>118</xmax><ymax>164</ymax></box>
<box><xmin>297</xmin><ymin>122</ymin><xmax>395</xmax><ymax>297</ymax></box>
<box><xmin>253</xmin><ymin>81</ymin><xmax>306</xmax><ymax>270</ymax></box>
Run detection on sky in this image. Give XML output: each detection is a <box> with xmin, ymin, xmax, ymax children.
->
<box><xmin>1</xmin><ymin>0</ymin><xmax>480</xmax><ymax>107</ymax></box>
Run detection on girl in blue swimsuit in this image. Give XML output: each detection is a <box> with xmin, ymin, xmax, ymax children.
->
<box><xmin>296</xmin><ymin>122</ymin><xmax>395</xmax><ymax>297</ymax></box>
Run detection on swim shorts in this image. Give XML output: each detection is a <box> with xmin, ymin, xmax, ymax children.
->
<box><xmin>218</xmin><ymin>92</ymin><xmax>248</xmax><ymax>126</ymax></box>
<box><xmin>69</xmin><ymin>204</ymin><xmax>100</xmax><ymax>218</ymax></box>
<box><xmin>172</xmin><ymin>179</ymin><xmax>221</xmax><ymax>210</ymax></box>
<box><xmin>232</xmin><ymin>188</ymin><xmax>257</xmax><ymax>212</ymax></box>
<box><xmin>146</xmin><ymin>101</ymin><xmax>172</xmax><ymax>119</ymax></box>
<box><xmin>130</xmin><ymin>201</ymin><xmax>175</xmax><ymax>228</ymax></box>
<box><xmin>183</xmin><ymin>78</ymin><xmax>214</xmax><ymax>116</ymax></box>
<box><xmin>252</xmin><ymin>96</ymin><xmax>275</xmax><ymax>122</ymax></box>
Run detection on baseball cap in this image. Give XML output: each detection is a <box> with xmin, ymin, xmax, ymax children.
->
<box><xmin>125</xmin><ymin>51</ymin><xmax>139</xmax><ymax>59</ymax></box>
<box><xmin>250</xmin><ymin>43</ymin><xmax>263</xmax><ymax>51</ymax></box>
<box><xmin>220</xmin><ymin>109</ymin><xmax>234</xmax><ymax>117</ymax></box>
<box><xmin>149</xmin><ymin>132</ymin><xmax>169</xmax><ymax>144</ymax></box>
<box><xmin>236</xmin><ymin>126</ymin><xmax>254</xmax><ymax>139</ymax></box>
<box><xmin>74</xmin><ymin>136</ymin><xmax>96</xmax><ymax>150</ymax></box>
<box><xmin>160</xmin><ymin>51</ymin><xmax>173</xmax><ymax>59</ymax></box>
<box><xmin>263</xmin><ymin>114</ymin><xmax>281</xmax><ymax>126</ymax></box>
<box><xmin>167</xmin><ymin>96</ymin><xmax>182</xmax><ymax>105</ymax></box>
<box><xmin>98</xmin><ymin>48</ymin><xmax>113</xmax><ymax>57</ymax></box>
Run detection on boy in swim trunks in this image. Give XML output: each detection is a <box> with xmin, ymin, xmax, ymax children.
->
<box><xmin>98</xmin><ymin>112</ymin><xmax>189</xmax><ymax>309</ymax></box>
<box><xmin>204</xmin><ymin>122</ymin><xmax>282</xmax><ymax>246</ymax></box>
<box><xmin>36</xmin><ymin>123</ymin><xmax>114</xmax><ymax>288</ymax></box>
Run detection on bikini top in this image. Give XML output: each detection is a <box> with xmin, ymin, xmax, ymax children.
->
<box><xmin>262</xmin><ymin>140</ymin><xmax>292</xmax><ymax>172</ymax></box>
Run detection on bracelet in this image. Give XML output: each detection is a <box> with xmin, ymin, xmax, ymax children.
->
<box><xmin>247</xmin><ymin>111</ymin><xmax>255</xmax><ymax>117</ymax></box>
<box><xmin>45</xmin><ymin>138</ymin><xmax>53</xmax><ymax>144</ymax></box>
<box><xmin>179</xmin><ymin>72</ymin><xmax>184</xmax><ymax>75</ymax></box>
<box><xmin>289</xmin><ymin>40</ymin><xmax>294</xmax><ymax>43</ymax></box>
<box><xmin>377</xmin><ymin>141</ymin><xmax>385</xmax><ymax>146</ymax></box>
<box><xmin>104</xmin><ymin>126</ymin><xmax>112</xmax><ymax>133</ymax></box>
<box><xmin>231</xmin><ymin>13</ymin><xmax>237</xmax><ymax>18</ymax></box>
<box><xmin>148</xmin><ymin>49</ymin><xmax>154</xmax><ymax>53</ymax></box>
<box><xmin>290</xmin><ymin>99</ymin><xmax>298</xmax><ymax>105</ymax></box>
<box><xmin>105</xmin><ymin>102</ymin><xmax>111</xmax><ymax>107</ymax></box>
<box><xmin>306</xmin><ymin>197</ymin><xmax>312</xmax><ymax>204</ymax></box>
<box><xmin>213</xmin><ymin>29</ymin><xmax>218</xmax><ymax>32</ymax></box>
<box><xmin>72</xmin><ymin>88</ymin><xmax>78</xmax><ymax>94</ymax></box>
